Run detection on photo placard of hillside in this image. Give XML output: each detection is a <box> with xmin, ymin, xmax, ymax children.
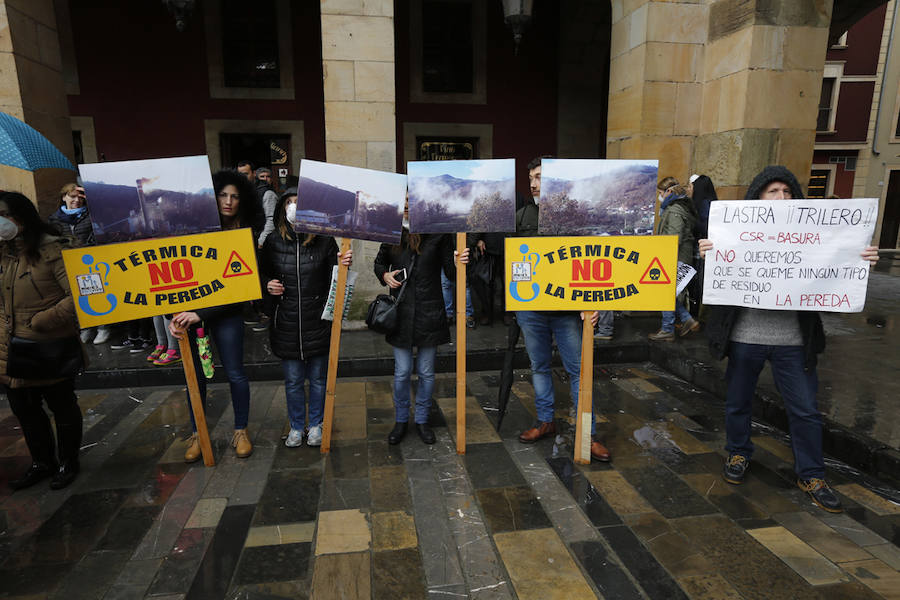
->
<box><xmin>538</xmin><ymin>159</ymin><xmax>658</xmax><ymax>236</ymax></box>
<box><xmin>295</xmin><ymin>160</ymin><xmax>407</xmax><ymax>244</ymax></box>
<box><xmin>79</xmin><ymin>155</ymin><xmax>221</xmax><ymax>245</ymax></box>
<box><xmin>407</xmin><ymin>159</ymin><xmax>516</xmax><ymax>233</ymax></box>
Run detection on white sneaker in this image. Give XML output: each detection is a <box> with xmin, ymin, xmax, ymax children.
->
<box><xmin>80</xmin><ymin>328</ymin><xmax>94</xmax><ymax>343</ymax></box>
<box><xmin>285</xmin><ymin>428</ymin><xmax>304</xmax><ymax>447</ymax></box>
<box><xmin>93</xmin><ymin>327</ymin><xmax>111</xmax><ymax>345</ymax></box>
<box><xmin>306</xmin><ymin>424</ymin><xmax>322</xmax><ymax>447</ymax></box>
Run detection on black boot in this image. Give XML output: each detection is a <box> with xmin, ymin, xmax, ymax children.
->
<box><xmin>388</xmin><ymin>422</ymin><xmax>408</xmax><ymax>445</ymax></box>
<box><xmin>415</xmin><ymin>424</ymin><xmax>435</xmax><ymax>444</ymax></box>
<box><xmin>50</xmin><ymin>424</ymin><xmax>82</xmax><ymax>490</ymax></box>
<box><xmin>9</xmin><ymin>462</ymin><xmax>55</xmax><ymax>490</ymax></box>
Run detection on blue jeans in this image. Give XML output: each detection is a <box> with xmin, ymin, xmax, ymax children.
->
<box><xmin>661</xmin><ymin>298</ymin><xmax>692</xmax><ymax>333</ymax></box>
<box><xmin>283</xmin><ymin>355</ymin><xmax>327</xmax><ymax>430</ymax></box>
<box><xmin>189</xmin><ymin>313</ymin><xmax>251</xmax><ymax>431</ymax></box>
<box><xmin>441</xmin><ymin>270</ymin><xmax>473</xmax><ymax>317</ymax></box>
<box><xmin>392</xmin><ymin>345</ymin><xmax>436</xmax><ymax>424</ymax></box>
<box><xmin>516</xmin><ymin>311</ymin><xmax>595</xmax><ymax>435</ymax></box>
<box><xmin>596</xmin><ymin>310</ymin><xmax>614</xmax><ymax>336</ymax></box>
<box><xmin>725</xmin><ymin>342</ymin><xmax>822</xmax><ymax>479</ymax></box>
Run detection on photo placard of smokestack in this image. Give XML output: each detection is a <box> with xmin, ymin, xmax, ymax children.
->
<box><xmin>135</xmin><ymin>178</ymin><xmax>150</xmax><ymax>233</ymax></box>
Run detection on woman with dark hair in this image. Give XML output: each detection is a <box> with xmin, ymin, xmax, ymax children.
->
<box><xmin>169</xmin><ymin>169</ymin><xmax>263</xmax><ymax>462</ymax></box>
<box><xmin>374</xmin><ymin>219</ymin><xmax>468</xmax><ymax>445</ymax></box>
<box><xmin>260</xmin><ymin>187</ymin><xmax>351</xmax><ymax>447</ymax></box>
<box><xmin>0</xmin><ymin>192</ymin><xmax>84</xmax><ymax>490</ymax></box>
<box><xmin>688</xmin><ymin>174</ymin><xmax>718</xmax><ymax>240</ymax></box>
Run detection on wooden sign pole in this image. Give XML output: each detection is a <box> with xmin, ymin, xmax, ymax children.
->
<box><xmin>573</xmin><ymin>312</ymin><xmax>594</xmax><ymax>465</ymax></box>
<box><xmin>455</xmin><ymin>232</ymin><xmax>467</xmax><ymax>454</ymax></box>
<box><xmin>176</xmin><ymin>328</ymin><xmax>215</xmax><ymax>467</ymax></box>
<box><xmin>321</xmin><ymin>238</ymin><xmax>353</xmax><ymax>454</ymax></box>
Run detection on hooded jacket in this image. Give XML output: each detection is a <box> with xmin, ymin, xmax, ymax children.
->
<box><xmin>656</xmin><ymin>192</ymin><xmax>697</xmax><ymax>264</ymax></box>
<box><xmin>705</xmin><ymin>166</ymin><xmax>825</xmax><ymax>368</ymax></box>
<box><xmin>48</xmin><ymin>206</ymin><xmax>94</xmax><ymax>246</ymax></box>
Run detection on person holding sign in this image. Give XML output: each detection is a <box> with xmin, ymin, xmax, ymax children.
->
<box><xmin>514</xmin><ymin>157</ymin><xmax>608</xmax><ymax>462</ymax></box>
<box><xmin>701</xmin><ymin>166</ymin><xmax>879</xmax><ymax>513</ymax></box>
<box><xmin>0</xmin><ymin>192</ymin><xmax>85</xmax><ymax>490</ymax></box>
<box><xmin>260</xmin><ymin>187</ymin><xmax>352</xmax><ymax>448</ymax></box>
<box><xmin>648</xmin><ymin>177</ymin><xmax>700</xmax><ymax>341</ymax></box>
<box><xmin>170</xmin><ymin>170</ymin><xmax>263</xmax><ymax>462</ymax></box>
<box><xmin>374</xmin><ymin>224</ymin><xmax>469</xmax><ymax>445</ymax></box>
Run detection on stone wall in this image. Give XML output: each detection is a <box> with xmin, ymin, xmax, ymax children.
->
<box><xmin>0</xmin><ymin>0</ymin><xmax>74</xmax><ymax>214</ymax></box>
<box><xmin>319</xmin><ymin>0</ymin><xmax>397</xmax><ymax>321</ymax></box>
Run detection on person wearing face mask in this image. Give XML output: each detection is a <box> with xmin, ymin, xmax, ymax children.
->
<box><xmin>0</xmin><ymin>192</ymin><xmax>85</xmax><ymax>490</ymax></box>
<box><xmin>259</xmin><ymin>188</ymin><xmax>352</xmax><ymax>447</ymax></box>
<box><xmin>648</xmin><ymin>176</ymin><xmax>699</xmax><ymax>342</ymax></box>
<box><xmin>169</xmin><ymin>169</ymin><xmax>263</xmax><ymax>462</ymax></box>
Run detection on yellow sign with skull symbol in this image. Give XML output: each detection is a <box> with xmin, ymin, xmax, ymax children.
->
<box><xmin>62</xmin><ymin>228</ymin><xmax>262</xmax><ymax>328</ymax></box>
<box><xmin>504</xmin><ymin>236</ymin><xmax>679</xmax><ymax>311</ymax></box>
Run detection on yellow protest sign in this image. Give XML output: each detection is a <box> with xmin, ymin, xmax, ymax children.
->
<box><xmin>505</xmin><ymin>236</ymin><xmax>678</xmax><ymax>311</ymax></box>
<box><xmin>63</xmin><ymin>229</ymin><xmax>261</xmax><ymax>328</ymax></box>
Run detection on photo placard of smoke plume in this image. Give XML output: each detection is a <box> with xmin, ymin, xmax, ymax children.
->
<box><xmin>79</xmin><ymin>155</ymin><xmax>220</xmax><ymax>245</ymax></box>
<box><xmin>407</xmin><ymin>159</ymin><xmax>516</xmax><ymax>234</ymax></box>
<box><xmin>538</xmin><ymin>159</ymin><xmax>659</xmax><ymax>236</ymax></box>
<box><xmin>295</xmin><ymin>159</ymin><xmax>407</xmax><ymax>244</ymax></box>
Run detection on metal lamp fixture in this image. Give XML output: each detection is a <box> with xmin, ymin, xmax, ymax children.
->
<box><xmin>501</xmin><ymin>0</ymin><xmax>534</xmax><ymax>54</ymax></box>
<box><xmin>162</xmin><ymin>0</ymin><xmax>196</xmax><ymax>32</ymax></box>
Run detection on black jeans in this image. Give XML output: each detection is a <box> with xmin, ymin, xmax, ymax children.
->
<box><xmin>7</xmin><ymin>379</ymin><xmax>82</xmax><ymax>466</ymax></box>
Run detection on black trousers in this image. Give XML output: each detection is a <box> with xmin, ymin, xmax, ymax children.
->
<box><xmin>7</xmin><ymin>379</ymin><xmax>82</xmax><ymax>466</ymax></box>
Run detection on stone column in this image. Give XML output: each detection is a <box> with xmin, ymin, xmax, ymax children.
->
<box><xmin>0</xmin><ymin>0</ymin><xmax>75</xmax><ymax>214</ymax></box>
<box><xmin>319</xmin><ymin>0</ymin><xmax>396</xmax><ymax>319</ymax></box>
<box><xmin>608</xmin><ymin>0</ymin><xmax>834</xmax><ymax>199</ymax></box>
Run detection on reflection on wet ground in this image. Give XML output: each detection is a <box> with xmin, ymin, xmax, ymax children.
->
<box><xmin>1</xmin><ymin>365</ymin><xmax>898</xmax><ymax>599</ymax></box>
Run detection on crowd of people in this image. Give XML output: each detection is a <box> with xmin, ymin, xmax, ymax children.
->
<box><xmin>0</xmin><ymin>158</ymin><xmax>880</xmax><ymax>514</ymax></box>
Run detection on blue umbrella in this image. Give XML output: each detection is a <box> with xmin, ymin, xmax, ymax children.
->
<box><xmin>0</xmin><ymin>112</ymin><xmax>75</xmax><ymax>171</ymax></box>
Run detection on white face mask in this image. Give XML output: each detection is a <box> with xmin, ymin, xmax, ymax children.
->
<box><xmin>402</xmin><ymin>217</ymin><xmax>410</xmax><ymax>229</ymax></box>
<box><xmin>285</xmin><ymin>202</ymin><xmax>297</xmax><ymax>224</ymax></box>
<box><xmin>657</xmin><ymin>192</ymin><xmax>665</xmax><ymax>203</ymax></box>
<box><xmin>0</xmin><ymin>216</ymin><xmax>18</xmax><ymax>241</ymax></box>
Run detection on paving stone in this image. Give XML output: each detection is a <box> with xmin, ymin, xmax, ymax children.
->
<box><xmin>624</xmin><ymin>511</ymin><xmax>716</xmax><ymax>578</ymax></box>
<box><xmin>681</xmin><ymin>472</ymin><xmax>771</xmax><ymax>521</ymax></box>
<box><xmin>148</xmin><ymin>528</ymin><xmax>216</xmax><ymax>597</ymax></box>
<box><xmin>476</xmin><ymin>486</ymin><xmax>552</xmax><ymax>533</ymax></box>
<box><xmin>252</xmin><ymin>469</ymin><xmax>321</xmax><ymax>525</ymax></box>
<box><xmin>584</xmin><ymin>469</ymin><xmax>655</xmax><ymax>516</ymax></box>
<box><xmin>836</xmin><ymin>484</ymin><xmax>900</xmax><ymax>516</ymax></box>
<box><xmin>229</xmin><ymin>579</ymin><xmax>310</xmax><ymax>600</ymax></box>
<box><xmin>815</xmin><ymin>581</ymin><xmax>887</xmax><ymax>599</ymax></box>
<box><xmin>183</xmin><ymin>505</ymin><xmax>254</xmax><ymax>599</ymax></box>
<box><xmin>367</xmin><ymin>439</ymin><xmax>404</xmax><ymax>467</ymax></box>
<box><xmin>95</xmin><ymin>505</ymin><xmax>161</xmax><ymax>553</ymax></box>
<box><xmin>244</xmin><ymin>523</ymin><xmax>316</xmax><ymax>547</ymax></box>
<box><xmin>569</xmin><ymin>540</ymin><xmax>643</xmax><ymax>600</ymax></box>
<box><xmin>840</xmin><ymin>558</ymin><xmax>900</xmax><ymax>599</ymax></box>
<box><xmin>113</xmin><ymin>558</ymin><xmax>164</xmax><ymax>587</ymax></box>
<box><xmin>370</xmin><ymin>465</ymin><xmax>412</xmax><ymax>512</ymax></box>
<box><xmin>599</xmin><ymin>524</ymin><xmax>689</xmax><ymax>599</ymax></box>
<box><xmin>371</xmin><ymin>511</ymin><xmax>418</xmax><ymax>551</ymax></box>
<box><xmin>325</xmin><ymin>441</ymin><xmax>368</xmax><ymax>479</ymax></box>
<box><xmin>773</xmin><ymin>511</ymin><xmax>872</xmax><ymax>563</ymax></box>
<box><xmin>436</xmin><ymin>396</ymin><xmax>501</xmax><ymax>445</ymax></box>
<box><xmin>332</xmin><ymin>404</ymin><xmax>367</xmax><ymax>441</ymax></box>
<box><xmin>443</xmin><ymin>494</ymin><xmax>513</xmax><ymax>600</ymax></box>
<box><xmin>371</xmin><ymin>548</ymin><xmax>427</xmax><ymax>599</ymax></box>
<box><xmin>310</xmin><ymin>551</ymin><xmax>370</xmax><ymax>600</ymax></box>
<box><xmin>676</xmin><ymin>573</ymin><xmax>743</xmax><ymax>600</ymax></box>
<box><xmin>314</xmin><ymin>509</ymin><xmax>370</xmax><ymax>555</ymax></box>
<box><xmin>184</xmin><ymin>497</ymin><xmax>227</xmax><ymax>529</ymax></box>
<box><xmin>818</xmin><ymin>512</ymin><xmax>889</xmax><ymax>547</ymax></box>
<box><xmin>320</xmin><ymin>477</ymin><xmax>371</xmax><ymax>511</ymax></box>
<box><xmin>747</xmin><ymin>526</ymin><xmax>848</xmax><ymax>585</ymax></box>
<box><xmin>49</xmin><ymin>549</ymin><xmax>130</xmax><ymax>600</ymax></box>
<box><xmin>547</xmin><ymin>456</ymin><xmax>622</xmax><ymax>527</ymax></box>
<box><xmin>233</xmin><ymin>542</ymin><xmax>311</xmax><ymax>585</ymax></box>
<box><xmin>863</xmin><ymin>543</ymin><xmax>900</xmax><ymax>570</ymax></box>
<box><xmin>464</xmin><ymin>442</ymin><xmax>527</xmax><ymax>489</ymax></box>
<box><xmin>494</xmin><ymin>528</ymin><xmax>597</xmax><ymax>599</ymax></box>
<box><xmin>103</xmin><ymin>583</ymin><xmax>153</xmax><ymax>599</ymax></box>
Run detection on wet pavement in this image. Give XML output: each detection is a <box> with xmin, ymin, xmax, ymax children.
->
<box><xmin>1</xmin><ymin>364</ymin><xmax>899</xmax><ymax>599</ymax></box>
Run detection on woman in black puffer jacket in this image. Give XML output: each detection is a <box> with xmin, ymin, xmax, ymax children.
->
<box><xmin>48</xmin><ymin>183</ymin><xmax>94</xmax><ymax>246</ymax></box>
<box><xmin>260</xmin><ymin>188</ymin><xmax>351</xmax><ymax>448</ymax></box>
<box><xmin>374</xmin><ymin>227</ymin><xmax>467</xmax><ymax>445</ymax></box>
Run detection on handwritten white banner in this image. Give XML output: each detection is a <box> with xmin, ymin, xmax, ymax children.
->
<box><xmin>703</xmin><ymin>198</ymin><xmax>877</xmax><ymax>313</ymax></box>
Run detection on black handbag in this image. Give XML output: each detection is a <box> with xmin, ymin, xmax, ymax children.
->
<box><xmin>7</xmin><ymin>335</ymin><xmax>84</xmax><ymax>380</ymax></box>
<box><xmin>469</xmin><ymin>252</ymin><xmax>493</xmax><ymax>285</ymax></box>
<box><xmin>366</xmin><ymin>256</ymin><xmax>415</xmax><ymax>335</ymax></box>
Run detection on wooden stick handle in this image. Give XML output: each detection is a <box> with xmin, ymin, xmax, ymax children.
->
<box><xmin>573</xmin><ymin>312</ymin><xmax>594</xmax><ymax>465</ymax></box>
<box><xmin>456</xmin><ymin>233</ymin><xmax>467</xmax><ymax>454</ymax></box>
<box><xmin>177</xmin><ymin>325</ymin><xmax>215</xmax><ymax>467</ymax></box>
<box><xmin>321</xmin><ymin>238</ymin><xmax>352</xmax><ymax>454</ymax></box>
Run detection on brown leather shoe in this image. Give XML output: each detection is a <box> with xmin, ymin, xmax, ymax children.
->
<box><xmin>232</xmin><ymin>429</ymin><xmax>253</xmax><ymax>458</ymax></box>
<box><xmin>184</xmin><ymin>434</ymin><xmax>201</xmax><ymax>463</ymax></box>
<box><xmin>519</xmin><ymin>421</ymin><xmax>556</xmax><ymax>443</ymax></box>
<box><xmin>590</xmin><ymin>440</ymin><xmax>611</xmax><ymax>462</ymax></box>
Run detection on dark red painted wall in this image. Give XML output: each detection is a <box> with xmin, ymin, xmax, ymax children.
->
<box><xmin>826</xmin><ymin>3</ymin><xmax>886</xmax><ymax>76</ymax></box>
<box><xmin>395</xmin><ymin>1</ymin><xmax>561</xmax><ymax>197</ymax></box>
<box><xmin>66</xmin><ymin>1</ymin><xmax>325</xmax><ymax>165</ymax></box>
<box><xmin>827</xmin><ymin>81</ymin><xmax>876</xmax><ymax>142</ymax></box>
<box><xmin>812</xmin><ymin>151</ymin><xmax>857</xmax><ymax>199</ymax></box>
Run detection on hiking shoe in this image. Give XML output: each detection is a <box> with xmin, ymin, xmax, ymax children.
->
<box><xmin>798</xmin><ymin>478</ymin><xmax>843</xmax><ymax>513</ymax></box>
<box><xmin>147</xmin><ymin>345</ymin><xmax>166</xmax><ymax>362</ymax></box>
<box><xmin>648</xmin><ymin>329</ymin><xmax>675</xmax><ymax>342</ymax></box>
<box><xmin>306</xmin><ymin>424</ymin><xmax>323</xmax><ymax>447</ymax></box>
<box><xmin>154</xmin><ymin>350</ymin><xmax>181</xmax><ymax>366</ymax></box>
<box><xmin>232</xmin><ymin>429</ymin><xmax>253</xmax><ymax>458</ymax></box>
<box><xmin>130</xmin><ymin>338</ymin><xmax>153</xmax><ymax>353</ymax></box>
<box><xmin>285</xmin><ymin>428</ymin><xmax>303</xmax><ymax>448</ymax></box>
<box><xmin>466</xmin><ymin>316</ymin><xmax>476</xmax><ymax>329</ymax></box>
<box><xmin>723</xmin><ymin>454</ymin><xmax>749</xmax><ymax>484</ymax></box>
<box><xmin>184</xmin><ymin>434</ymin><xmax>201</xmax><ymax>463</ymax></box>
<box><xmin>679</xmin><ymin>318</ymin><xmax>701</xmax><ymax>337</ymax></box>
<box><xmin>110</xmin><ymin>338</ymin><xmax>139</xmax><ymax>350</ymax></box>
